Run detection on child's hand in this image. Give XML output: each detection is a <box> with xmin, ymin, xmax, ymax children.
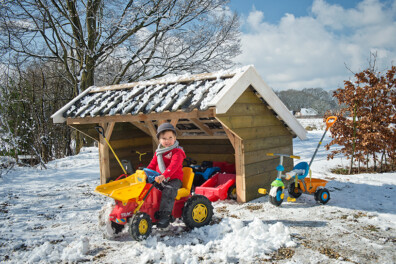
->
<box><xmin>155</xmin><ymin>175</ymin><xmax>165</xmax><ymax>183</ymax></box>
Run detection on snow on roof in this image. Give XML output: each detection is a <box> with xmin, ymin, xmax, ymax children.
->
<box><xmin>51</xmin><ymin>65</ymin><xmax>307</xmax><ymax>140</ymax></box>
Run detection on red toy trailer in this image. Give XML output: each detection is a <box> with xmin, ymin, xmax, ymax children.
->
<box><xmin>194</xmin><ymin>173</ymin><xmax>236</xmax><ymax>202</ymax></box>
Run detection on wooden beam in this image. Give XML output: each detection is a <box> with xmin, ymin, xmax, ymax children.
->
<box><xmin>66</xmin><ymin>108</ymin><xmax>216</xmax><ymax>125</ymax></box>
<box><xmin>170</xmin><ymin>119</ymin><xmax>181</xmax><ymax>136</ymax></box>
<box><xmin>105</xmin><ymin>122</ymin><xmax>115</xmax><ymax>140</ymax></box>
<box><xmin>177</xmin><ymin>135</ymin><xmax>228</xmax><ymax>140</ymax></box>
<box><xmin>130</xmin><ymin>121</ymin><xmax>151</xmax><ymax>136</ymax></box>
<box><xmin>145</xmin><ymin>121</ymin><xmax>159</xmax><ymax>145</ymax></box>
<box><xmin>158</xmin><ymin>120</ymin><xmax>167</xmax><ymax>125</ymax></box>
<box><xmin>215</xmin><ymin>117</ymin><xmax>241</xmax><ymax>150</ymax></box>
<box><xmin>222</xmin><ymin>127</ymin><xmax>237</xmax><ymax>150</ymax></box>
<box><xmin>98</xmin><ymin>123</ymin><xmax>110</xmax><ymax>184</ymax></box>
<box><xmin>234</xmin><ymin>137</ymin><xmax>245</xmax><ymax>203</ymax></box>
<box><xmin>68</xmin><ymin>124</ymin><xmax>99</xmax><ymax>141</ymax></box>
<box><xmin>170</xmin><ymin>119</ymin><xmax>178</xmax><ymax>127</ymax></box>
<box><xmin>190</xmin><ymin>118</ymin><xmax>214</xmax><ymax>136</ymax></box>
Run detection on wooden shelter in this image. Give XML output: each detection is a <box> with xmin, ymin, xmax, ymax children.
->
<box><xmin>52</xmin><ymin>65</ymin><xmax>306</xmax><ymax>202</ymax></box>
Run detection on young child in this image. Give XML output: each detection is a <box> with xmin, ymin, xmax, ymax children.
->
<box><xmin>146</xmin><ymin>123</ymin><xmax>185</xmax><ymax>228</ymax></box>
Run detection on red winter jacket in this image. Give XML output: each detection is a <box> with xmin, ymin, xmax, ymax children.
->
<box><xmin>146</xmin><ymin>147</ymin><xmax>186</xmax><ymax>181</ymax></box>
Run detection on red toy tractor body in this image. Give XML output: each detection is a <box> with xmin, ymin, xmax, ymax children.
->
<box><xmin>95</xmin><ymin>168</ymin><xmax>213</xmax><ymax>240</ymax></box>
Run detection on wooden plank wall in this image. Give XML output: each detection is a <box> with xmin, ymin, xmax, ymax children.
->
<box><xmin>107</xmin><ymin>122</ymin><xmax>153</xmax><ymax>181</ymax></box>
<box><xmin>217</xmin><ymin>87</ymin><xmax>294</xmax><ymax>202</ymax></box>
<box><xmin>178</xmin><ymin>139</ymin><xmax>235</xmax><ymax>165</ymax></box>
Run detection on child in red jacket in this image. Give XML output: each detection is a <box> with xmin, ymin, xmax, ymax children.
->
<box><xmin>146</xmin><ymin>123</ymin><xmax>185</xmax><ymax>228</ymax></box>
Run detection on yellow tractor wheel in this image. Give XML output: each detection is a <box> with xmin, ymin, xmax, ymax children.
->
<box><xmin>129</xmin><ymin>212</ymin><xmax>152</xmax><ymax>241</ymax></box>
<box><xmin>182</xmin><ymin>195</ymin><xmax>213</xmax><ymax>229</ymax></box>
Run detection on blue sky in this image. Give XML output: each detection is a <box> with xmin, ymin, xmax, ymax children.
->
<box><xmin>228</xmin><ymin>0</ymin><xmax>396</xmax><ymax>90</ymax></box>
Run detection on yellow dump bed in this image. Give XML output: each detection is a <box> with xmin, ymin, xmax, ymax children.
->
<box><xmin>94</xmin><ymin>170</ymin><xmax>147</xmax><ymax>203</ymax></box>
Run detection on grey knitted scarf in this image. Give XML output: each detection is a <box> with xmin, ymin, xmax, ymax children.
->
<box><xmin>156</xmin><ymin>140</ymin><xmax>179</xmax><ymax>174</ymax></box>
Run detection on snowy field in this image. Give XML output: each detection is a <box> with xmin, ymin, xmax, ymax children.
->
<box><xmin>1</xmin><ymin>119</ymin><xmax>395</xmax><ymax>263</ymax></box>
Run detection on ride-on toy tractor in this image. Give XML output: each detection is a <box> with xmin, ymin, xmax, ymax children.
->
<box><xmin>258</xmin><ymin>116</ymin><xmax>337</xmax><ymax>206</ymax></box>
<box><xmin>94</xmin><ymin>126</ymin><xmax>213</xmax><ymax>241</ymax></box>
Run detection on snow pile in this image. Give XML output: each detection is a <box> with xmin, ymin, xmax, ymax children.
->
<box><xmin>123</xmin><ymin>218</ymin><xmax>294</xmax><ymax>264</ymax></box>
<box><xmin>1</xmin><ymin>120</ymin><xmax>395</xmax><ymax>263</ymax></box>
<box><xmin>27</xmin><ymin>237</ymin><xmax>89</xmax><ymax>263</ymax></box>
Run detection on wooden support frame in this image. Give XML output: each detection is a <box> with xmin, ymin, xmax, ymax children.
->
<box><xmin>216</xmin><ymin>118</ymin><xmax>245</xmax><ymax>202</ymax></box>
<box><xmin>145</xmin><ymin>120</ymin><xmax>159</xmax><ymax>145</ymax></box>
<box><xmin>98</xmin><ymin>122</ymin><xmax>115</xmax><ymax>184</ymax></box>
<box><xmin>234</xmin><ymin>137</ymin><xmax>246</xmax><ymax>203</ymax></box>
<box><xmin>67</xmin><ymin>108</ymin><xmax>216</xmax><ymax>125</ymax></box>
<box><xmin>130</xmin><ymin>121</ymin><xmax>151</xmax><ymax>136</ymax></box>
<box><xmin>190</xmin><ymin>118</ymin><xmax>214</xmax><ymax>136</ymax></box>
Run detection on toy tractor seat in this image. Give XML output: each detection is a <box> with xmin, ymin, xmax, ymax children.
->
<box><xmin>175</xmin><ymin>167</ymin><xmax>194</xmax><ymax>200</ymax></box>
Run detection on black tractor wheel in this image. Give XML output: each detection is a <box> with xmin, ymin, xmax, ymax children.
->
<box><xmin>227</xmin><ymin>184</ymin><xmax>237</xmax><ymax>200</ymax></box>
<box><xmin>288</xmin><ymin>183</ymin><xmax>302</xmax><ymax>198</ymax></box>
<box><xmin>111</xmin><ymin>221</ymin><xmax>125</xmax><ymax>234</ymax></box>
<box><xmin>182</xmin><ymin>195</ymin><xmax>213</xmax><ymax>229</ymax></box>
<box><xmin>269</xmin><ymin>187</ymin><xmax>284</xmax><ymax>207</ymax></box>
<box><xmin>315</xmin><ymin>188</ymin><xmax>330</xmax><ymax>204</ymax></box>
<box><xmin>129</xmin><ymin>212</ymin><xmax>152</xmax><ymax>241</ymax></box>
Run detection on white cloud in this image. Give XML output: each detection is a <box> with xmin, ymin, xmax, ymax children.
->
<box><xmin>235</xmin><ymin>0</ymin><xmax>396</xmax><ymax>90</ymax></box>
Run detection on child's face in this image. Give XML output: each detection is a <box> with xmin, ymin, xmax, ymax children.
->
<box><xmin>159</xmin><ymin>131</ymin><xmax>176</xmax><ymax>148</ymax></box>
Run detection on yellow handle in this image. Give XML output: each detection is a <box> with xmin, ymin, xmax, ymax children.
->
<box><xmin>104</xmin><ymin>137</ymin><xmax>127</xmax><ymax>175</ymax></box>
<box><xmin>290</xmin><ymin>155</ymin><xmax>300</xmax><ymax>159</ymax></box>
<box><xmin>258</xmin><ymin>188</ymin><xmax>267</xmax><ymax>195</ymax></box>
<box><xmin>136</xmin><ymin>151</ymin><xmax>147</xmax><ymax>162</ymax></box>
<box><xmin>266</xmin><ymin>153</ymin><xmax>274</xmax><ymax>156</ymax></box>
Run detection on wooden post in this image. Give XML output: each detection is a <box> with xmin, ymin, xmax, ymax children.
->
<box><xmin>98</xmin><ymin>122</ymin><xmax>115</xmax><ymax>184</ymax></box>
<box><xmin>219</xmin><ymin>122</ymin><xmax>246</xmax><ymax>203</ymax></box>
<box><xmin>234</xmin><ymin>137</ymin><xmax>245</xmax><ymax>203</ymax></box>
<box><xmin>145</xmin><ymin>120</ymin><xmax>159</xmax><ymax>145</ymax></box>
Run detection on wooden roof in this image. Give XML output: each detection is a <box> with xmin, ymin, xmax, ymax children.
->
<box><xmin>52</xmin><ymin>65</ymin><xmax>307</xmax><ymax>140</ymax></box>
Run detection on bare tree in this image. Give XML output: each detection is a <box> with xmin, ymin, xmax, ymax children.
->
<box><xmin>0</xmin><ymin>0</ymin><xmax>240</xmax><ymax>95</ymax></box>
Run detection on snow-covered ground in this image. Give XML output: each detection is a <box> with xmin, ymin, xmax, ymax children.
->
<box><xmin>1</xmin><ymin>119</ymin><xmax>395</xmax><ymax>263</ymax></box>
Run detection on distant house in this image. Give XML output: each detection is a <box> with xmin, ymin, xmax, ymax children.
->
<box><xmin>295</xmin><ymin>108</ymin><xmax>318</xmax><ymax>117</ymax></box>
<box><xmin>52</xmin><ymin>65</ymin><xmax>307</xmax><ymax>203</ymax></box>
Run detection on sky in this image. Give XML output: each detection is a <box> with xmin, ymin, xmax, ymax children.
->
<box><xmin>229</xmin><ymin>0</ymin><xmax>396</xmax><ymax>90</ymax></box>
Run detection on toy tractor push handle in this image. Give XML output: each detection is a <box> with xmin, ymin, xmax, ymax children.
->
<box><xmin>267</xmin><ymin>153</ymin><xmax>300</xmax><ymax>160</ymax></box>
<box><xmin>325</xmin><ymin>116</ymin><xmax>338</xmax><ymax>130</ymax></box>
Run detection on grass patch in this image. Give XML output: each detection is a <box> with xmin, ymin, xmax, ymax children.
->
<box><xmin>363</xmin><ymin>225</ymin><xmax>380</xmax><ymax>232</ymax></box>
<box><xmin>305</xmin><ymin>125</ymin><xmax>317</xmax><ymax>131</ymax></box>
<box><xmin>245</xmin><ymin>204</ymin><xmax>262</xmax><ymax>211</ymax></box>
<box><xmin>331</xmin><ymin>165</ymin><xmax>396</xmax><ymax>175</ymax></box>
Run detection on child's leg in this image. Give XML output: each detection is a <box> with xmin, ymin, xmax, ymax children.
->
<box><xmin>159</xmin><ymin>179</ymin><xmax>182</xmax><ymax>213</ymax></box>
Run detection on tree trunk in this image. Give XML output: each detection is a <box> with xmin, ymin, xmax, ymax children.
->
<box><xmin>349</xmin><ymin>103</ymin><xmax>357</xmax><ymax>174</ymax></box>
